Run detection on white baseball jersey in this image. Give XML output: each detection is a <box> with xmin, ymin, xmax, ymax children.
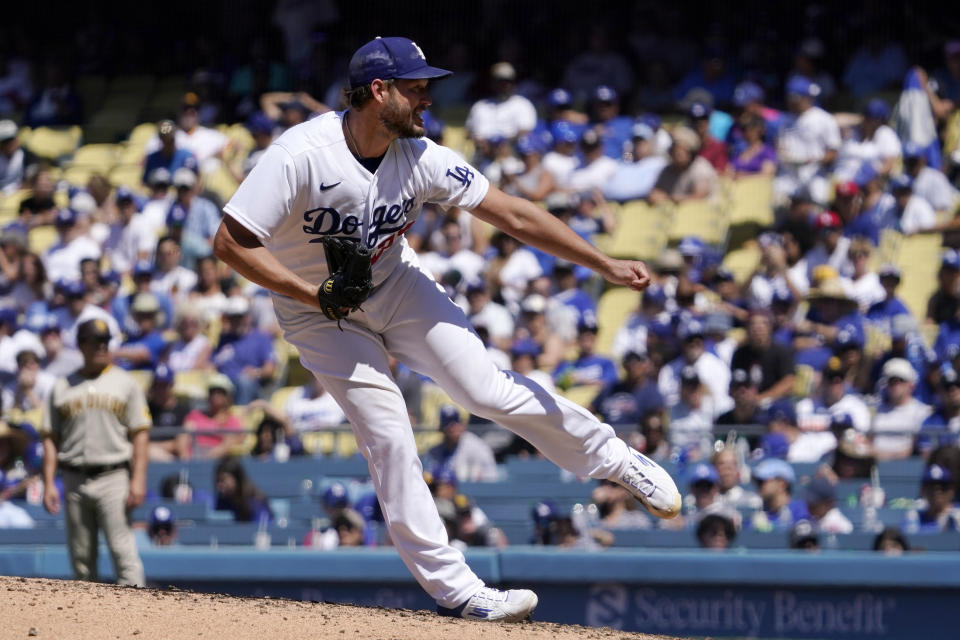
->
<box><xmin>224</xmin><ymin>111</ymin><xmax>490</xmax><ymax>316</ymax></box>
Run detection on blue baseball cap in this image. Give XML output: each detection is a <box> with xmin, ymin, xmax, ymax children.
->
<box><xmin>733</xmin><ymin>81</ymin><xmax>764</xmax><ymax>107</ymax></box>
<box><xmin>805</xmin><ymin>475</ymin><xmax>837</xmax><ymax>502</ymax></box>
<box><xmin>438</xmin><ymin>405</ymin><xmax>462</xmax><ymax>429</ymax></box>
<box><xmin>689</xmin><ymin>463</ymin><xmax>719</xmax><ymax>486</ymax></box>
<box><xmin>772</xmin><ymin>288</ymin><xmax>795</xmax><ymax>306</ymax></box>
<box><xmin>531</xmin><ymin>500</ymin><xmax>560</xmax><ymax>527</ymax></box>
<box><xmin>347</xmin><ymin>37</ymin><xmax>451</xmax><ymax>90</ymax></box>
<box><xmin>510</xmin><ymin>338</ymin><xmax>542</xmax><ymax>358</ymax></box>
<box><xmin>761</xmin><ymin>432</ymin><xmax>790</xmax><ymax>459</ymax></box>
<box><xmin>637</xmin><ymin>113</ymin><xmax>661</xmax><ymax>131</ymax></box>
<box><xmin>677</xmin><ymin>236</ymin><xmax>705</xmax><ymax>256</ymax></box>
<box><xmin>149</xmin><ymin>505</ymin><xmax>175</xmax><ymax>528</ymax></box>
<box><xmin>431</xmin><ymin>465</ymin><xmax>458</xmax><ymax>486</ymax></box>
<box><xmin>546</xmin><ymin>88</ymin><xmax>572</xmax><ymax>108</ymax></box>
<box><xmin>753</xmin><ymin>458</ymin><xmax>796</xmax><ymax>485</ymax></box>
<box><xmin>643</xmin><ymin>282</ymin><xmax>667</xmax><ymax>306</ymax></box>
<box><xmin>923</xmin><ymin>464</ymin><xmax>953</xmax><ymax>484</ymax></box>
<box><xmin>57</xmin><ymin>279</ymin><xmax>85</xmax><ymax>298</ymax></box>
<box><xmin>166</xmin><ymin>203</ymin><xmax>188</xmax><ymax>227</ymax></box>
<box><xmin>902</xmin><ymin>141</ymin><xmax>924</xmax><ymax>159</ymax></box>
<box><xmin>853</xmin><ymin>162</ymin><xmax>878</xmax><ymax>187</ymax></box>
<box><xmin>943</xmin><ymin>249</ymin><xmax>960</xmax><ymax>270</ymax></box>
<box><xmin>26</xmin><ymin>312</ymin><xmax>58</xmax><ymax>334</ymax></box>
<box><xmin>54</xmin><ymin>208</ymin><xmax>78</xmax><ymax>227</ymax></box>
<box><xmin>516</xmin><ymin>134</ymin><xmax>543</xmax><ymax>156</ymax></box>
<box><xmin>678</xmin><ymin>317</ymin><xmax>706</xmax><ymax>341</ymax></box>
<box><xmin>246</xmin><ymin>111</ymin><xmax>275</xmax><ymax>135</ymax></box>
<box><xmin>549</xmin><ymin>121</ymin><xmax>580</xmax><ymax>145</ymax></box>
<box><xmin>767</xmin><ymin>399</ymin><xmax>797</xmax><ymax>425</ymax></box>
<box><xmin>864</xmin><ymin>98</ymin><xmax>890</xmax><ymax>121</ymax></box>
<box><xmin>153</xmin><ymin>363</ymin><xmax>174</xmax><ymax>385</ymax></box>
<box><xmin>593</xmin><ymin>85</ymin><xmax>618</xmax><ymax>103</ymax></box>
<box><xmin>115</xmin><ymin>186</ymin><xmax>136</xmax><ymax>204</ymax></box>
<box><xmin>0</xmin><ymin>307</ymin><xmax>17</xmax><ymax>327</ymax></box>
<box><xmin>133</xmin><ymin>259</ymin><xmax>154</xmax><ymax>277</ymax></box>
<box><xmin>786</xmin><ymin>75</ymin><xmax>820</xmax><ymax>98</ymax></box>
<box><xmin>835</xmin><ymin>322</ymin><xmax>865</xmax><ymax>350</ymax></box>
<box><xmin>99</xmin><ymin>269</ymin><xmax>121</xmax><ymax>287</ymax></box>
<box><xmin>688</xmin><ymin>102</ymin><xmax>711</xmax><ymax>119</ymax></box>
<box><xmin>889</xmin><ymin>174</ymin><xmax>913</xmax><ymax>191</ymax></box>
<box><xmin>323</xmin><ymin>482</ymin><xmax>350</xmax><ymax>509</ymax></box>
<box><xmin>829</xmin><ymin>413</ymin><xmax>855</xmax><ymax>431</ymax></box>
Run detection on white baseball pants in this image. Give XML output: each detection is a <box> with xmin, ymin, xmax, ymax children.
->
<box><xmin>277</xmin><ymin>262</ymin><xmax>630</xmax><ymax>608</ymax></box>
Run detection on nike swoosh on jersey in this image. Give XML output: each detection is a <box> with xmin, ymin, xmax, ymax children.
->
<box><xmin>320</xmin><ymin>182</ymin><xmax>341</xmax><ymax>191</ymax></box>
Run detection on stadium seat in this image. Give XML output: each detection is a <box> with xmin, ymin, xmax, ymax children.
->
<box><xmin>606</xmin><ymin>200</ymin><xmax>668</xmax><ymax>261</ymax></box>
<box><xmin>722</xmin><ymin>244</ymin><xmax>762</xmax><ymax>283</ymax></box>
<box><xmin>109</xmin><ymin>164</ymin><xmax>147</xmax><ymax>191</ymax></box>
<box><xmin>203</xmin><ymin>165</ymin><xmax>239</xmax><ymax>203</ymax></box>
<box><xmin>728</xmin><ymin>175</ymin><xmax>774</xmax><ymax>226</ymax></box>
<box><xmin>0</xmin><ymin>188</ymin><xmax>32</xmax><ymax>221</ymax></box>
<box><xmin>595</xmin><ymin>286</ymin><xmax>640</xmax><ymax>356</ymax></box>
<box><xmin>301</xmin><ymin>431</ymin><xmax>336</xmax><ymax>456</ymax></box>
<box><xmin>68</xmin><ymin>143</ymin><xmax>120</xmax><ymax>178</ymax></box>
<box><xmin>667</xmin><ymin>199</ymin><xmax>728</xmax><ymax>245</ymax></box>
<box><xmin>176</xmin><ymin>523</ymin><xmax>310</xmax><ymax>547</ymax></box>
<box><xmin>63</xmin><ymin>165</ymin><xmax>97</xmax><ymax>188</ymax></box>
<box><xmin>897</xmin><ymin>234</ymin><xmax>942</xmax><ymax>320</ymax></box>
<box><xmin>23</xmin><ymin>126</ymin><xmax>82</xmax><ymax>160</ymax></box>
<box><xmin>173</xmin><ymin>370</ymin><xmax>210</xmax><ymax>400</ymax></box>
<box><xmin>28</xmin><ymin>226</ymin><xmax>58</xmax><ymax>254</ymax></box>
<box><xmin>559</xmin><ymin>385</ymin><xmax>599</xmax><ymax>410</ymax></box>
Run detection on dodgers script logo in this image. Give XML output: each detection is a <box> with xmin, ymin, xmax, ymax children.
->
<box><xmin>301</xmin><ymin>197</ymin><xmax>418</xmax><ymax>264</ymax></box>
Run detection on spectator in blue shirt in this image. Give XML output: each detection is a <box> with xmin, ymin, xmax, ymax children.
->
<box><xmin>590</xmin><ymin>351</ymin><xmax>664</xmax><ymax>425</ymax></box>
<box><xmin>211</xmin><ymin>295</ymin><xmax>277</xmax><ymax>405</ymax></box>
<box><xmin>866</xmin><ymin>265</ymin><xmax>912</xmax><ymax>326</ymax></box>
<box><xmin>169</xmin><ymin>168</ymin><xmax>221</xmax><ymax>268</ymax></box>
<box><xmin>553</xmin><ymin>315</ymin><xmax>617</xmax><ymax>390</ymax></box>
<box><xmin>113</xmin><ymin>260</ymin><xmax>175</xmax><ymax>336</ymax></box>
<box><xmin>914</xmin><ymin>464</ymin><xmax>960</xmax><ymax>532</ymax></box>
<box><xmin>142</xmin><ymin>120</ymin><xmax>198</xmax><ymax>186</ymax></box>
<box><xmin>749</xmin><ymin>458</ymin><xmax>810</xmax><ymax>531</ymax></box>
<box><xmin>112</xmin><ymin>292</ymin><xmax>168</xmax><ymax>370</ymax></box>
<box><xmin>673</xmin><ymin>47</ymin><xmax>737</xmax><ymax>106</ymax></box>
<box><xmin>918</xmin><ymin>369</ymin><xmax>960</xmax><ymax>453</ymax></box>
<box><xmin>588</xmin><ymin>85</ymin><xmax>634</xmax><ymax>160</ymax></box>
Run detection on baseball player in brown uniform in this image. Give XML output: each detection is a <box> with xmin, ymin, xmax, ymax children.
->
<box><xmin>40</xmin><ymin>318</ymin><xmax>151</xmax><ymax>586</ymax></box>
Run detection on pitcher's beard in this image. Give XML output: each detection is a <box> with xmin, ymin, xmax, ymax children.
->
<box><xmin>380</xmin><ymin>97</ymin><xmax>424</xmax><ymax>139</ymax></box>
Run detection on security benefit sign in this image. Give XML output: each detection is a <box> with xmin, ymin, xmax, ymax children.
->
<box><xmin>584</xmin><ymin>583</ymin><xmax>952</xmax><ymax>639</ymax></box>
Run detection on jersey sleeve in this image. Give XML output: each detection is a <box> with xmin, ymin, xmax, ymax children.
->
<box><xmin>125</xmin><ymin>379</ymin><xmax>152</xmax><ymax>433</ymax></box>
<box><xmin>223</xmin><ymin>143</ymin><xmax>300</xmax><ymax>241</ymax></box>
<box><xmin>423</xmin><ymin>144</ymin><xmax>490</xmax><ymax>211</ymax></box>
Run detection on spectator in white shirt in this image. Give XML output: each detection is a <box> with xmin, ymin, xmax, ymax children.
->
<box><xmin>903</xmin><ymin>143</ymin><xmax>960</xmax><ymax>212</ymax></box>
<box><xmin>844</xmin><ymin>237</ymin><xmax>885</xmax><ymax>312</ymax></box>
<box><xmin>103</xmin><ymin>188</ymin><xmax>155</xmax><ymax>276</ymax></box>
<box><xmin>834</xmin><ymin>99</ymin><xmax>901</xmax><ymax>182</ymax></box>
<box><xmin>466</xmin><ymin>62</ymin><xmax>536</xmax><ymax>157</ymax></box>
<box><xmin>144</xmin><ymin>95</ymin><xmax>229</xmax><ymax>171</ymax></box>
<box><xmin>804</xmin><ymin>211</ymin><xmax>851</xmax><ymax>283</ymax></box>
<box><xmin>151</xmin><ymin>236</ymin><xmax>198</xmax><ymax>304</ymax></box>
<box><xmin>418</xmin><ymin>218</ymin><xmax>484</xmax><ymax>286</ymax></box>
<box><xmin>658</xmin><ymin>317</ymin><xmax>732</xmax><ymax>416</ymax></box>
<box><xmin>542</xmin><ymin>122</ymin><xmax>581</xmax><ymax>186</ymax></box>
<box><xmin>42</xmin><ymin>208</ymin><xmax>102</xmax><ymax>285</ymax></box>
<box><xmin>870</xmin><ymin>358</ymin><xmax>932</xmax><ymax>460</ymax></box>
<box><xmin>774</xmin><ymin>76</ymin><xmax>841</xmax><ymax>206</ymax></box>
<box><xmin>284</xmin><ymin>377</ymin><xmax>347</xmax><ymax>432</ymax></box>
<box><xmin>424</xmin><ymin>405</ymin><xmax>498</xmax><ymax>483</ymax></box>
<box><xmin>805</xmin><ymin>475</ymin><xmax>853</xmax><ymax>534</ymax></box>
<box><xmin>140</xmin><ymin>168</ymin><xmax>174</xmax><ymax>235</ymax></box>
<box><xmin>667</xmin><ymin>366</ymin><xmax>715</xmax><ymax>456</ymax></box>
<box><xmin>889</xmin><ymin>174</ymin><xmax>936</xmax><ymax>235</ymax></box>
<box><xmin>490</xmin><ymin>232</ymin><xmax>542</xmax><ymax>313</ymax></box>
<box><xmin>565</xmin><ymin>129</ymin><xmax>618</xmax><ymax>193</ymax></box>
<box><xmin>465</xmin><ymin>280</ymin><xmax>514</xmax><ymax>351</ymax></box>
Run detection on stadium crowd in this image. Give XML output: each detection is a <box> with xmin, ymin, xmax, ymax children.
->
<box><xmin>1</xmin><ymin>3</ymin><xmax>960</xmax><ymax>558</ymax></box>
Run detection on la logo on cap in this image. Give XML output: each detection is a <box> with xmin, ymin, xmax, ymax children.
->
<box><xmin>410</xmin><ymin>41</ymin><xmax>425</xmax><ymax>60</ymax></box>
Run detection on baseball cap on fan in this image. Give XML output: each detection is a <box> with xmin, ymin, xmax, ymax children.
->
<box><xmin>348</xmin><ymin>37</ymin><xmax>452</xmax><ymax>90</ymax></box>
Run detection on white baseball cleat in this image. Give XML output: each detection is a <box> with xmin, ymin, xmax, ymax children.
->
<box><xmin>437</xmin><ymin>586</ymin><xmax>539</xmax><ymax>622</ymax></box>
<box><xmin>613</xmin><ymin>447</ymin><xmax>682</xmax><ymax>519</ymax></box>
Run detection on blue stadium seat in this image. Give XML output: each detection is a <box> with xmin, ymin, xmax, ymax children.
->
<box><xmin>176</xmin><ymin>523</ymin><xmax>311</xmax><ymax>547</ymax></box>
<box><xmin>130</xmin><ymin>501</ymin><xmax>209</xmax><ymax>522</ymax></box>
<box><xmin>0</xmin><ymin>527</ymin><xmax>66</xmax><ymax>545</ymax></box>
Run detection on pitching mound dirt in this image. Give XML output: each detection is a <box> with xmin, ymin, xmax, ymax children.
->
<box><xmin>1</xmin><ymin>576</ymin><xmax>683</xmax><ymax>640</ymax></box>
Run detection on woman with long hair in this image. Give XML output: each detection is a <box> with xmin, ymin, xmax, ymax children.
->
<box><xmin>213</xmin><ymin>456</ymin><xmax>272</xmax><ymax>523</ymax></box>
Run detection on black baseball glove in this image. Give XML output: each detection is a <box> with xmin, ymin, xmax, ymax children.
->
<box><xmin>317</xmin><ymin>237</ymin><xmax>373</xmax><ymax>325</ymax></box>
